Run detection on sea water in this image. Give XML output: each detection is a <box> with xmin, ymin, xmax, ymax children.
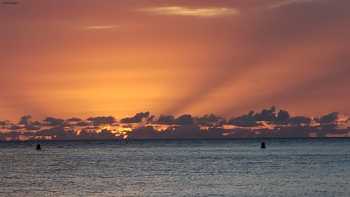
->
<box><xmin>1</xmin><ymin>139</ymin><xmax>350</xmax><ymax>197</ymax></box>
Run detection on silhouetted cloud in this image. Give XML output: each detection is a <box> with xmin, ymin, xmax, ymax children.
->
<box><xmin>175</xmin><ymin>114</ymin><xmax>194</xmax><ymax>125</ymax></box>
<box><xmin>289</xmin><ymin>116</ymin><xmax>312</xmax><ymax>126</ymax></box>
<box><xmin>43</xmin><ymin>117</ymin><xmax>65</xmax><ymax>126</ymax></box>
<box><xmin>228</xmin><ymin>112</ymin><xmax>261</xmax><ymax>127</ymax></box>
<box><xmin>0</xmin><ymin>108</ymin><xmax>349</xmax><ymax>141</ymax></box>
<box><xmin>78</xmin><ymin>128</ymin><xmax>117</xmax><ymax>140</ymax></box>
<box><xmin>36</xmin><ymin>126</ymin><xmax>77</xmax><ymax>140</ymax></box>
<box><xmin>319</xmin><ymin>112</ymin><xmax>339</xmax><ymax>124</ymax></box>
<box><xmin>87</xmin><ymin>116</ymin><xmax>116</xmax><ymax>126</ymax></box>
<box><xmin>228</xmin><ymin>107</ymin><xmax>291</xmax><ymax>126</ymax></box>
<box><xmin>120</xmin><ymin>112</ymin><xmax>151</xmax><ymax>123</ymax></box>
<box><xmin>195</xmin><ymin>114</ymin><xmax>226</xmax><ymax>127</ymax></box>
<box><xmin>18</xmin><ymin>115</ymin><xmax>32</xmax><ymax>126</ymax></box>
<box><xmin>66</xmin><ymin>117</ymin><xmax>82</xmax><ymax>122</ymax></box>
<box><xmin>128</xmin><ymin>126</ymin><xmax>159</xmax><ymax>139</ymax></box>
<box><xmin>157</xmin><ymin>115</ymin><xmax>175</xmax><ymax>124</ymax></box>
<box><xmin>276</xmin><ymin>110</ymin><xmax>290</xmax><ymax>124</ymax></box>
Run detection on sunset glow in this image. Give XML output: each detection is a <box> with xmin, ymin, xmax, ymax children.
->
<box><xmin>0</xmin><ymin>0</ymin><xmax>349</xmax><ymax>121</ymax></box>
<box><xmin>2</xmin><ymin>2</ymin><xmax>350</xmax><ymax>197</ymax></box>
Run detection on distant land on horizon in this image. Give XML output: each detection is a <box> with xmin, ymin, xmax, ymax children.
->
<box><xmin>1</xmin><ymin>107</ymin><xmax>349</xmax><ymax>141</ymax></box>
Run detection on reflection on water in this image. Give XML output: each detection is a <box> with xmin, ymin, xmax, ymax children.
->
<box><xmin>1</xmin><ymin>139</ymin><xmax>350</xmax><ymax>197</ymax></box>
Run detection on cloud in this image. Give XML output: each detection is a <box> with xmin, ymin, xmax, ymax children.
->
<box><xmin>140</xmin><ymin>6</ymin><xmax>239</xmax><ymax>17</ymax></box>
<box><xmin>175</xmin><ymin>114</ymin><xmax>194</xmax><ymax>125</ymax></box>
<box><xmin>0</xmin><ymin>108</ymin><xmax>350</xmax><ymax>141</ymax></box>
<box><xmin>87</xmin><ymin>116</ymin><xmax>116</xmax><ymax>125</ymax></box>
<box><xmin>84</xmin><ymin>25</ymin><xmax>120</xmax><ymax>30</ymax></box>
<box><xmin>269</xmin><ymin>0</ymin><xmax>320</xmax><ymax>9</ymax></box>
<box><xmin>43</xmin><ymin>117</ymin><xmax>65</xmax><ymax>126</ymax></box>
<box><xmin>120</xmin><ymin>112</ymin><xmax>152</xmax><ymax>123</ymax></box>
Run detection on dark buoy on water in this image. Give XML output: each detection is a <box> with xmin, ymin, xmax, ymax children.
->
<box><xmin>260</xmin><ymin>141</ymin><xmax>266</xmax><ymax>149</ymax></box>
<box><xmin>36</xmin><ymin>144</ymin><xmax>41</xmax><ymax>151</ymax></box>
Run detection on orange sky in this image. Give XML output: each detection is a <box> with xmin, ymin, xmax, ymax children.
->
<box><xmin>0</xmin><ymin>0</ymin><xmax>349</xmax><ymax>120</ymax></box>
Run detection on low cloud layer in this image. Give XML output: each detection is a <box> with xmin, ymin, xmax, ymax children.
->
<box><xmin>0</xmin><ymin>107</ymin><xmax>349</xmax><ymax>141</ymax></box>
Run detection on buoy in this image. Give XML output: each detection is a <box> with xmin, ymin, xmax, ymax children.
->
<box><xmin>260</xmin><ymin>141</ymin><xmax>266</xmax><ymax>149</ymax></box>
<box><xmin>36</xmin><ymin>144</ymin><xmax>42</xmax><ymax>151</ymax></box>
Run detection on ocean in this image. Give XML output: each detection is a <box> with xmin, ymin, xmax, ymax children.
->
<box><xmin>1</xmin><ymin>139</ymin><xmax>350</xmax><ymax>197</ymax></box>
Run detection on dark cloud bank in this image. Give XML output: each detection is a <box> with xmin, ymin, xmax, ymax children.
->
<box><xmin>0</xmin><ymin>107</ymin><xmax>349</xmax><ymax>141</ymax></box>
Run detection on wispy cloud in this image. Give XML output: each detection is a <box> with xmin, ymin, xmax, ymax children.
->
<box><xmin>84</xmin><ymin>25</ymin><xmax>120</xmax><ymax>30</ymax></box>
<box><xmin>140</xmin><ymin>6</ymin><xmax>240</xmax><ymax>17</ymax></box>
<box><xmin>269</xmin><ymin>0</ymin><xmax>318</xmax><ymax>9</ymax></box>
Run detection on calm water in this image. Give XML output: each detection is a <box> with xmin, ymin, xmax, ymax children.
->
<box><xmin>1</xmin><ymin>139</ymin><xmax>350</xmax><ymax>197</ymax></box>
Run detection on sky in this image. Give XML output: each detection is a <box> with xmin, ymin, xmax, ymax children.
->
<box><xmin>0</xmin><ymin>0</ymin><xmax>349</xmax><ymax>120</ymax></box>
